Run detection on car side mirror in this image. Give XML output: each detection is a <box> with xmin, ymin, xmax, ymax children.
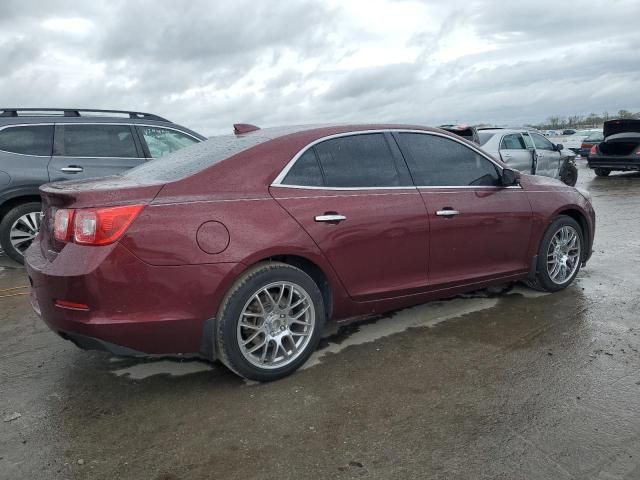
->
<box><xmin>501</xmin><ymin>168</ymin><xmax>520</xmax><ymax>186</ymax></box>
<box><xmin>556</xmin><ymin>143</ymin><xmax>564</xmax><ymax>151</ymax></box>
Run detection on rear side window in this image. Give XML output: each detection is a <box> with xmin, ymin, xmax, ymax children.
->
<box><xmin>500</xmin><ymin>134</ymin><xmax>527</xmax><ymax>150</ymax></box>
<box><xmin>478</xmin><ymin>132</ymin><xmax>496</xmax><ymax>145</ymax></box>
<box><xmin>0</xmin><ymin>125</ymin><xmax>53</xmax><ymax>156</ymax></box>
<box><xmin>283</xmin><ymin>149</ymin><xmax>323</xmax><ymax>186</ymax></box>
<box><xmin>314</xmin><ymin>133</ymin><xmax>403</xmax><ymax>188</ymax></box>
<box><xmin>397</xmin><ymin>133</ymin><xmax>500</xmax><ymax>187</ymax></box>
<box><xmin>62</xmin><ymin>124</ymin><xmax>138</xmax><ymax>158</ymax></box>
<box><xmin>140</xmin><ymin>126</ymin><xmax>199</xmax><ymax>158</ymax></box>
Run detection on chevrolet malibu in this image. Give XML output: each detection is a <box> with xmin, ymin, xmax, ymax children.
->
<box><xmin>26</xmin><ymin>124</ymin><xmax>596</xmax><ymax>381</ymax></box>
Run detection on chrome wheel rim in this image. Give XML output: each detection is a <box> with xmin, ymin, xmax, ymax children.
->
<box><xmin>237</xmin><ymin>282</ymin><xmax>315</xmax><ymax>370</ymax></box>
<box><xmin>547</xmin><ymin>225</ymin><xmax>581</xmax><ymax>285</ymax></box>
<box><xmin>9</xmin><ymin>212</ymin><xmax>42</xmax><ymax>255</ymax></box>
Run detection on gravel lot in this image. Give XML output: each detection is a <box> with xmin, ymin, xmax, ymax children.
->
<box><xmin>1</xmin><ymin>161</ymin><xmax>639</xmax><ymax>480</ymax></box>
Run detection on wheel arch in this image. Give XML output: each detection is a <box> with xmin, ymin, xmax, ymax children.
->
<box><xmin>0</xmin><ymin>195</ymin><xmax>42</xmax><ymax>221</ymax></box>
<box><xmin>553</xmin><ymin>207</ymin><xmax>591</xmax><ymax>261</ymax></box>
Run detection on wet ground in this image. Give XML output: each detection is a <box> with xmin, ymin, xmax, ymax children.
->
<box><xmin>1</xmin><ymin>162</ymin><xmax>639</xmax><ymax>480</ymax></box>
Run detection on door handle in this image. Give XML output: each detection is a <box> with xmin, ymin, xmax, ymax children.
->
<box><xmin>436</xmin><ymin>209</ymin><xmax>460</xmax><ymax>217</ymax></box>
<box><xmin>61</xmin><ymin>166</ymin><xmax>84</xmax><ymax>173</ymax></box>
<box><xmin>314</xmin><ymin>214</ymin><xmax>346</xmax><ymax>223</ymax></box>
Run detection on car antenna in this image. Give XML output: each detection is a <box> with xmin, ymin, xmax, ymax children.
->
<box><xmin>234</xmin><ymin>123</ymin><xmax>260</xmax><ymax>134</ymax></box>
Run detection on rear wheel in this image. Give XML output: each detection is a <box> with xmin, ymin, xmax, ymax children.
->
<box><xmin>0</xmin><ymin>202</ymin><xmax>42</xmax><ymax>264</ymax></box>
<box><xmin>594</xmin><ymin>168</ymin><xmax>611</xmax><ymax>177</ymax></box>
<box><xmin>528</xmin><ymin>216</ymin><xmax>583</xmax><ymax>292</ymax></box>
<box><xmin>215</xmin><ymin>262</ymin><xmax>326</xmax><ymax>382</ymax></box>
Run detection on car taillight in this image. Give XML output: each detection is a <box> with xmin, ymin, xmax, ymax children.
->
<box><xmin>73</xmin><ymin>205</ymin><xmax>144</xmax><ymax>245</ymax></box>
<box><xmin>590</xmin><ymin>145</ymin><xmax>597</xmax><ymax>155</ymax></box>
<box><xmin>54</xmin><ymin>209</ymin><xmax>75</xmax><ymax>242</ymax></box>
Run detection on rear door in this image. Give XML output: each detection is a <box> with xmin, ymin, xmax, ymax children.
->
<box><xmin>394</xmin><ymin>131</ymin><xmax>532</xmax><ymax>287</ymax></box>
<box><xmin>270</xmin><ymin>132</ymin><xmax>430</xmax><ymax>301</ymax></box>
<box><xmin>136</xmin><ymin>125</ymin><xmax>201</xmax><ymax>158</ymax></box>
<box><xmin>530</xmin><ymin>132</ymin><xmax>561</xmax><ymax>179</ymax></box>
<box><xmin>48</xmin><ymin>124</ymin><xmax>144</xmax><ymax>182</ymax></box>
<box><xmin>498</xmin><ymin>133</ymin><xmax>534</xmax><ymax>173</ymax></box>
<box><xmin>0</xmin><ymin>124</ymin><xmax>53</xmax><ymax>186</ymax></box>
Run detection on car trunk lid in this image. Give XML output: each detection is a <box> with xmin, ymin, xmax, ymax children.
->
<box><xmin>39</xmin><ymin>176</ymin><xmax>164</xmax><ymax>258</ymax></box>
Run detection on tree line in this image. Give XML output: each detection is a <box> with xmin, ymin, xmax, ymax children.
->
<box><xmin>532</xmin><ymin>110</ymin><xmax>640</xmax><ymax>130</ymax></box>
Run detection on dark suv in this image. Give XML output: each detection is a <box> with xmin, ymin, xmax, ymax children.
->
<box><xmin>0</xmin><ymin>108</ymin><xmax>206</xmax><ymax>263</ymax></box>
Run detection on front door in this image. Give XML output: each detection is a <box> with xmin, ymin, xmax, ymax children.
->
<box><xmin>394</xmin><ymin>131</ymin><xmax>533</xmax><ymax>287</ymax></box>
<box><xmin>48</xmin><ymin>124</ymin><xmax>144</xmax><ymax>182</ymax></box>
<box><xmin>270</xmin><ymin>132</ymin><xmax>430</xmax><ymax>301</ymax></box>
<box><xmin>530</xmin><ymin>132</ymin><xmax>562</xmax><ymax>179</ymax></box>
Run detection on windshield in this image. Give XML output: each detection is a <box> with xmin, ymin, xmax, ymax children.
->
<box><xmin>123</xmin><ymin>133</ymin><xmax>269</xmax><ymax>182</ymax></box>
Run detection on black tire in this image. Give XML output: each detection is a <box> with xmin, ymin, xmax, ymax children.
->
<box><xmin>527</xmin><ymin>216</ymin><xmax>584</xmax><ymax>292</ymax></box>
<box><xmin>593</xmin><ymin>168</ymin><xmax>611</xmax><ymax>177</ymax></box>
<box><xmin>559</xmin><ymin>162</ymin><xmax>578</xmax><ymax>186</ymax></box>
<box><xmin>215</xmin><ymin>262</ymin><xmax>326</xmax><ymax>382</ymax></box>
<box><xmin>0</xmin><ymin>202</ymin><xmax>42</xmax><ymax>264</ymax></box>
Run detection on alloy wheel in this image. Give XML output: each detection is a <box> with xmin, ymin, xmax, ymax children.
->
<box><xmin>9</xmin><ymin>212</ymin><xmax>42</xmax><ymax>256</ymax></box>
<box><xmin>546</xmin><ymin>225</ymin><xmax>581</xmax><ymax>285</ymax></box>
<box><xmin>237</xmin><ymin>282</ymin><xmax>316</xmax><ymax>369</ymax></box>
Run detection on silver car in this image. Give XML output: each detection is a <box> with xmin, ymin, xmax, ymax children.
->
<box><xmin>477</xmin><ymin>128</ymin><xmax>577</xmax><ymax>185</ymax></box>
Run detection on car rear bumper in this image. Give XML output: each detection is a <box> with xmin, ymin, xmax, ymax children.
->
<box><xmin>25</xmin><ymin>241</ymin><xmax>242</xmax><ymax>359</ymax></box>
<box><xmin>588</xmin><ymin>156</ymin><xmax>640</xmax><ymax>170</ymax></box>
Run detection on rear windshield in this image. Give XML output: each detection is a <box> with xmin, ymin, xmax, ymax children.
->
<box><xmin>478</xmin><ymin>132</ymin><xmax>496</xmax><ymax>145</ymax></box>
<box><xmin>585</xmin><ymin>132</ymin><xmax>604</xmax><ymax>141</ymax></box>
<box><xmin>123</xmin><ymin>133</ymin><xmax>269</xmax><ymax>182</ymax></box>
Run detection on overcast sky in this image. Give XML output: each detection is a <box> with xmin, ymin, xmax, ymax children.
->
<box><xmin>3</xmin><ymin>0</ymin><xmax>640</xmax><ymax>135</ymax></box>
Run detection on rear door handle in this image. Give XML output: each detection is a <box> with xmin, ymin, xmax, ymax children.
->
<box><xmin>436</xmin><ymin>209</ymin><xmax>460</xmax><ymax>217</ymax></box>
<box><xmin>61</xmin><ymin>166</ymin><xmax>84</xmax><ymax>173</ymax></box>
<box><xmin>315</xmin><ymin>214</ymin><xmax>347</xmax><ymax>223</ymax></box>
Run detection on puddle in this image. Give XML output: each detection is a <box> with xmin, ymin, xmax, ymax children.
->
<box><xmin>112</xmin><ymin>360</ymin><xmax>213</xmax><ymax>380</ymax></box>
<box><xmin>110</xmin><ymin>284</ymin><xmax>549</xmax><ymax>380</ymax></box>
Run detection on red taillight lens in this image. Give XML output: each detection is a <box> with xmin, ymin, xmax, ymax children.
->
<box><xmin>73</xmin><ymin>205</ymin><xmax>144</xmax><ymax>245</ymax></box>
<box><xmin>590</xmin><ymin>145</ymin><xmax>597</xmax><ymax>155</ymax></box>
<box><xmin>54</xmin><ymin>209</ymin><xmax>75</xmax><ymax>242</ymax></box>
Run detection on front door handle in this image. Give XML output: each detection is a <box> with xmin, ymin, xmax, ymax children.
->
<box><xmin>61</xmin><ymin>166</ymin><xmax>84</xmax><ymax>173</ymax></box>
<box><xmin>436</xmin><ymin>209</ymin><xmax>460</xmax><ymax>217</ymax></box>
<box><xmin>315</xmin><ymin>214</ymin><xmax>347</xmax><ymax>223</ymax></box>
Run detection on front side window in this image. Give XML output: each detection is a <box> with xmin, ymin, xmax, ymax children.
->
<box><xmin>140</xmin><ymin>126</ymin><xmax>199</xmax><ymax>158</ymax></box>
<box><xmin>63</xmin><ymin>124</ymin><xmax>138</xmax><ymax>158</ymax></box>
<box><xmin>522</xmin><ymin>133</ymin><xmax>535</xmax><ymax>150</ymax></box>
<box><xmin>0</xmin><ymin>125</ymin><xmax>53</xmax><ymax>156</ymax></box>
<box><xmin>531</xmin><ymin>133</ymin><xmax>555</xmax><ymax>151</ymax></box>
<box><xmin>314</xmin><ymin>133</ymin><xmax>402</xmax><ymax>188</ymax></box>
<box><xmin>500</xmin><ymin>134</ymin><xmax>527</xmax><ymax>150</ymax></box>
<box><xmin>397</xmin><ymin>133</ymin><xmax>500</xmax><ymax>187</ymax></box>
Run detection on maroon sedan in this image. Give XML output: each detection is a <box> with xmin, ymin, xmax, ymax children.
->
<box><xmin>26</xmin><ymin>124</ymin><xmax>595</xmax><ymax>381</ymax></box>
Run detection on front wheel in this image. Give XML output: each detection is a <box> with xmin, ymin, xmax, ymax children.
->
<box><xmin>216</xmin><ymin>262</ymin><xmax>326</xmax><ymax>382</ymax></box>
<box><xmin>559</xmin><ymin>161</ymin><xmax>578</xmax><ymax>186</ymax></box>
<box><xmin>528</xmin><ymin>216</ymin><xmax>583</xmax><ymax>292</ymax></box>
<box><xmin>0</xmin><ymin>202</ymin><xmax>42</xmax><ymax>264</ymax></box>
<box><xmin>593</xmin><ymin>168</ymin><xmax>611</xmax><ymax>177</ymax></box>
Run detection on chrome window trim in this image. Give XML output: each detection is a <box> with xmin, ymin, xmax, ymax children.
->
<box><xmin>0</xmin><ymin>121</ymin><xmax>201</xmax><ymax>160</ymax></box>
<box><xmin>271</xmin><ymin>128</ymin><xmax>518</xmax><ymax>190</ymax></box>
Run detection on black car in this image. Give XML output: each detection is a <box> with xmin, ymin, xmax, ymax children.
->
<box><xmin>0</xmin><ymin>108</ymin><xmax>206</xmax><ymax>263</ymax></box>
<box><xmin>588</xmin><ymin>119</ymin><xmax>640</xmax><ymax>177</ymax></box>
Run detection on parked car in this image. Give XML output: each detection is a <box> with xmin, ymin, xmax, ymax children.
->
<box><xmin>588</xmin><ymin>119</ymin><xmax>640</xmax><ymax>176</ymax></box>
<box><xmin>0</xmin><ymin>108</ymin><xmax>206</xmax><ymax>262</ymax></box>
<box><xmin>477</xmin><ymin>128</ymin><xmax>578</xmax><ymax>186</ymax></box>
<box><xmin>26</xmin><ymin>124</ymin><xmax>596</xmax><ymax>381</ymax></box>
<box><xmin>438</xmin><ymin>124</ymin><xmax>480</xmax><ymax>144</ymax></box>
<box><xmin>562</xmin><ymin>129</ymin><xmax>600</xmax><ymax>154</ymax></box>
<box><xmin>578</xmin><ymin>131</ymin><xmax>604</xmax><ymax>158</ymax></box>
<box><xmin>562</xmin><ymin>129</ymin><xmax>576</xmax><ymax>135</ymax></box>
